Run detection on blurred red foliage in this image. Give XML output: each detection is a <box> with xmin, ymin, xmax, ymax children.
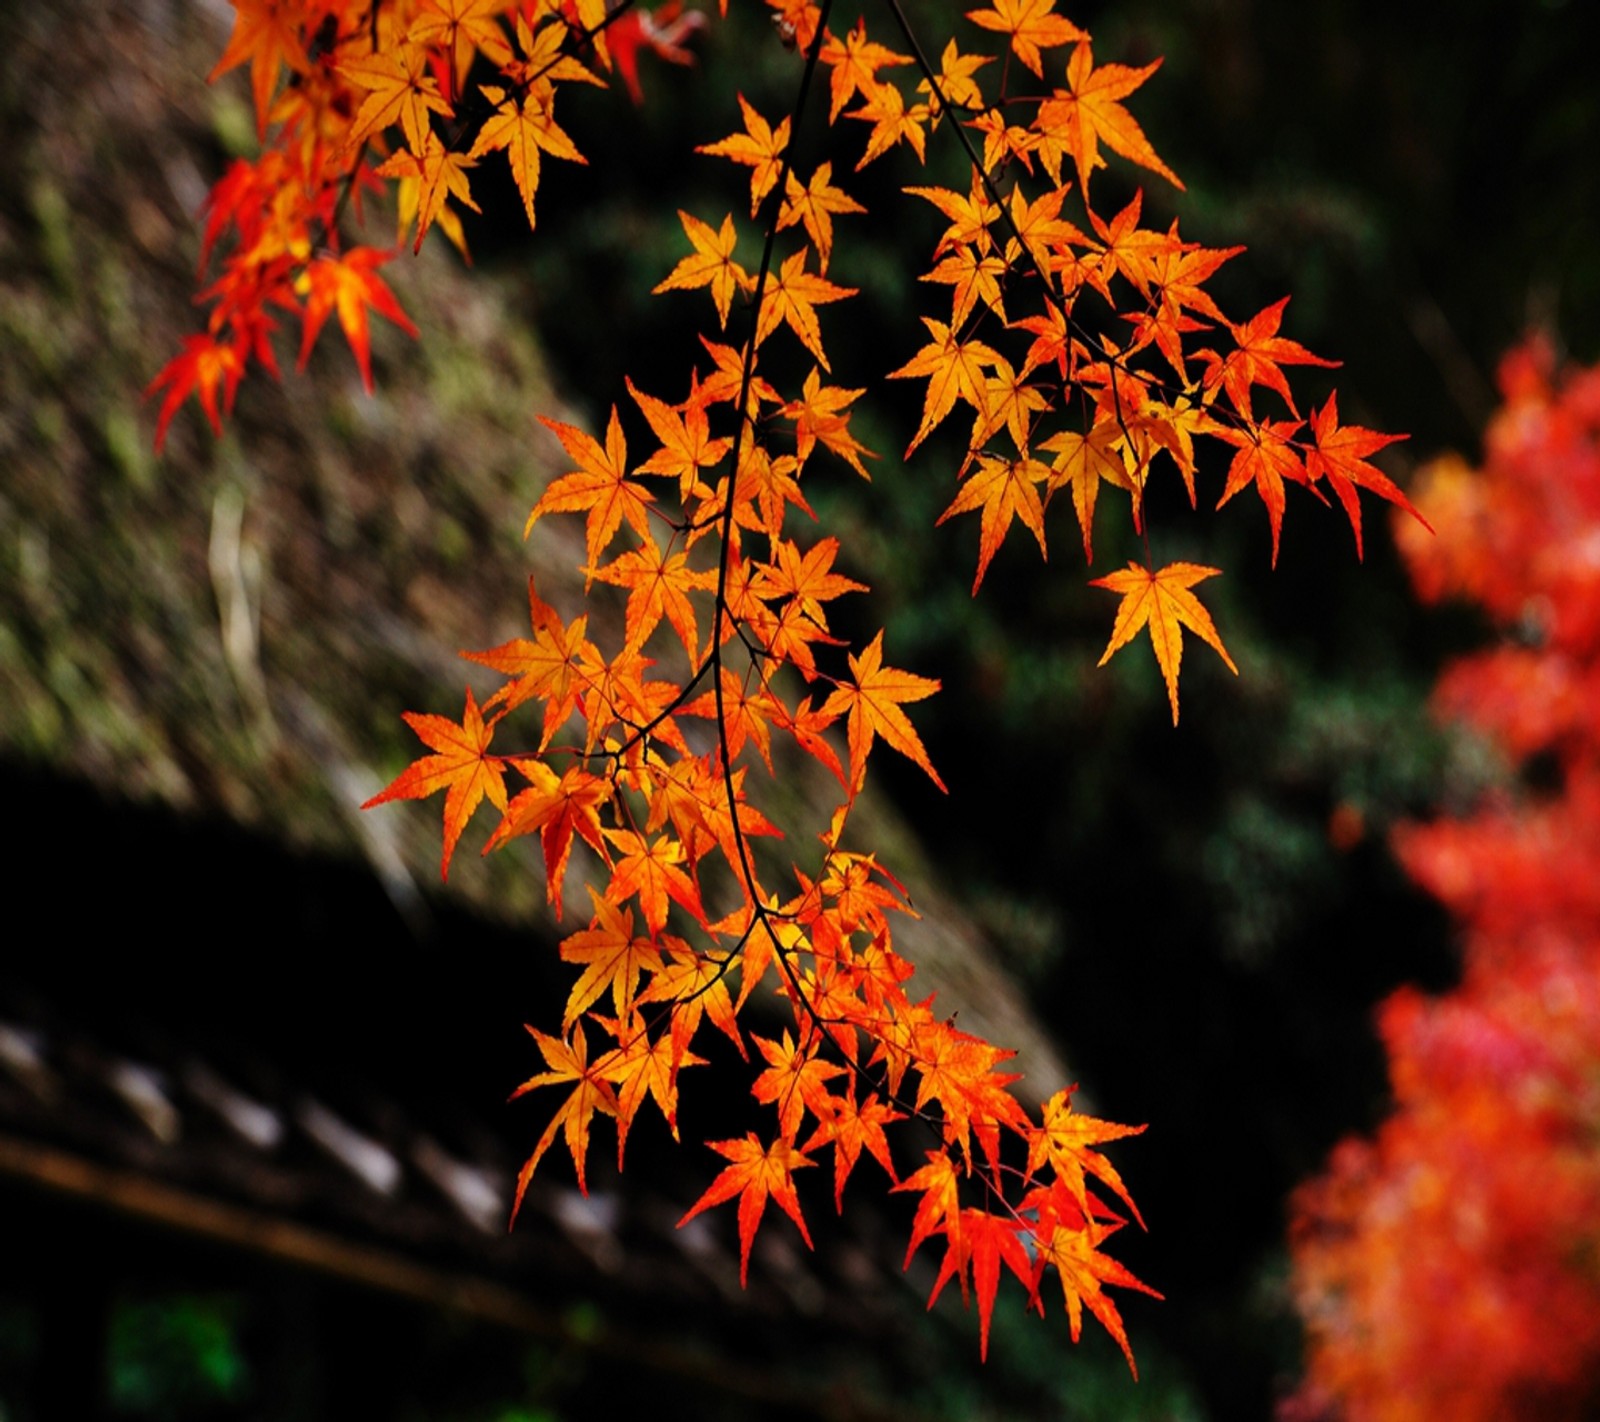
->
<box><xmin>1286</xmin><ymin>338</ymin><xmax>1600</xmax><ymax>1422</ymax></box>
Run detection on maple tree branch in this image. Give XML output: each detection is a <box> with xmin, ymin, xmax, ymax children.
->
<box><xmin>709</xmin><ymin>0</ymin><xmax>835</xmax><ymax>916</ymax></box>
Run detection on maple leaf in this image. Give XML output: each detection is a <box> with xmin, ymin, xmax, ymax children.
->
<box><xmin>627</xmin><ymin>375</ymin><xmax>732</xmax><ymax>502</ymax></box>
<box><xmin>362</xmin><ymin>686</ymin><xmax>507</xmax><ymax>878</ymax></box>
<box><xmin>752</xmin><ymin>1031</ymin><xmax>846</xmax><ymax>1142</ymax></box>
<box><xmin>1030</xmin><ymin>1186</ymin><xmax>1161</xmax><ymax>1377</ymax></box>
<box><xmin>927</xmin><ymin>1207</ymin><xmax>1036</xmax><ymax>1360</ymax></box>
<box><xmin>603</xmin><ymin>3</ymin><xmax>708</xmax><ymax>106</ymax></box>
<box><xmin>653</xmin><ymin>210</ymin><xmax>750</xmax><ymax>328</ymax></box>
<box><xmin>917</xmin><ymin>40</ymin><xmax>991</xmax><ymax>123</ymax></box>
<box><xmin>409</xmin><ymin>0</ymin><xmax>515</xmax><ymax>97</ymax></box>
<box><xmin>588</xmin><ymin>528</ymin><xmax>714</xmax><ymax>658</ymax></box>
<box><xmin>889</xmin><ymin>318</ymin><xmax>1002</xmax><ymax>456</ymax></box>
<box><xmin>466</xmin><ymin>579</ymin><xmax>594</xmax><ymax>745</ymax></box>
<box><xmin>1090</xmin><ymin>562</ymin><xmax>1239</xmax><ymax>724</ymax></box>
<box><xmin>754</xmin><ymin>250</ymin><xmax>857</xmax><ymax>370</ymax></box>
<box><xmin>1040</xmin><ymin>41</ymin><xmax>1182</xmax><ymax>195</ymax></box>
<box><xmin>906</xmin><ymin>177</ymin><xmax>1001</xmax><ymax>258</ymax></box>
<box><xmin>968</xmin><ymin>109</ymin><xmax>1039</xmax><ymax>176</ymax></box>
<box><xmin>897</xmin><ymin>1148</ymin><xmax>964</xmax><ymax>1269</ymax></box>
<box><xmin>681</xmin><ymin>668</ymin><xmax>783</xmax><ymax>774</ymax></box>
<box><xmin>972</xmin><ymin>355</ymin><xmax>1051</xmax><ymax>454</ymax></box>
<box><xmin>847</xmin><ymin>81</ymin><xmax>929</xmax><ymax>169</ymax></box>
<box><xmin>820</xmin><ymin>631</ymin><xmax>946</xmax><ymax>792</ymax></box>
<box><xmin>752</xmin><ymin>535</ymin><xmax>868</xmax><ymax>635</ymax></box>
<box><xmin>469</xmin><ymin>82</ymin><xmax>586</xmax><ymax>232</ymax></box>
<box><xmin>821</xmin><ymin>18</ymin><xmax>912</xmax><ymax>122</ymax></box>
<box><xmin>936</xmin><ymin>453</ymin><xmax>1052</xmax><ymax>592</ymax></box>
<box><xmin>922</xmin><ymin>243</ymin><xmax>1009</xmax><ymax>329</ymax></box>
<box><xmin>375</xmin><ymin>132</ymin><xmax>481</xmax><ymax>254</ymax></box>
<box><xmin>296</xmin><ymin>248</ymin><xmax>419</xmax><ymax>393</ymax></box>
<box><xmin>1199</xmin><ymin>297</ymin><xmax>1338</xmax><ymax>422</ymax></box>
<box><xmin>1027</xmin><ymin>1087</ymin><xmax>1146</xmax><ymax>1226</ymax></box>
<box><xmin>1305</xmin><ymin>393</ymin><xmax>1422</xmax><ymax>559</ymax></box>
<box><xmin>679</xmin><ymin>1134</ymin><xmax>816</xmax><ymax>1285</ymax></box>
<box><xmin>965</xmin><ymin>0</ymin><xmax>1086</xmax><ymax>79</ymax></box>
<box><xmin>698</xmin><ymin>94</ymin><xmax>790</xmax><ymax>215</ymax></box>
<box><xmin>778</xmin><ymin>164</ymin><xmax>865</xmax><ymax>272</ymax></box>
<box><xmin>602</xmin><ymin>829</ymin><xmax>707</xmax><ymax>937</ymax></box>
<box><xmin>527</xmin><ymin>408</ymin><xmax>655</xmax><ymax>574</ymax></box>
<box><xmin>146</xmin><ymin>334</ymin><xmax>244</xmax><ymax>452</ymax></box>
<box><xmin>559</xmin><ymin>887</ymin><xmax>664</xmax><ymax>1028</ymax></box>
<box><xmin>1040</xmin><ymin>418</ymin><xmax>1132</xmax><ymax>562</ymax></box>
<box><xmin>341</xmin><ymin>40</ymin><xmax>453</xmax><ymax>157</ymax></box>
<box><xmin>910</xmin><ymin>1015</ymin><xmax>1026</xmax><ymax>1170</ymax></box>
<box><xmin>484</xmin><ymin>760</ymin><xmax>611</xmax><ymax>913</ymax></box>
<box><xmin>599</xmin><ymin>1014</ymin><xmax>704</xmax><ymax>1162</ymax></box>
<box><xmin>638</xmin><ymin>939</ymin><xmax>745</xmax><ymax>1063</ymax></box>
<box><xmin>511</xmin><ymin>1023</ymin><xmax>619</xmax><ymax>1204</ymax></box>
<box><xmin>1213</xmin><ymin>416</ymin><xmax>1315</xmax><ymax>567</ymax></box>
<box><xmin>780</xmin><ymin>369</ymin><xmax>874</xmax><ymax>476</ymax></box>
<box><xmin>208</xmin><ymin>0</ymin><xmax>311</xmax><ymax>134</ymax></box>
<box><xmin>803</xmin><ymin>1087</ymin><xmax>901</xmax><ymax>1209</ymax></box>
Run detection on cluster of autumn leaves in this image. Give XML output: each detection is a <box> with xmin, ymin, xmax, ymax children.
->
<box><xmin>160</xmin><ymin>0</ymin><xmax>1419</xmax><ymax>1368</ymax></box>
<box><xmin>1288</xmin><ymin>343</ymin><xmax>1600</xmax><ymax>1421</ymax></box>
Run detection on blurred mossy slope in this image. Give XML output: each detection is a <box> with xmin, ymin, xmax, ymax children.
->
<box><xmin>0</xmin><ymin>0</ymin><xmax>585</xmax><ymax>918</ymax></box>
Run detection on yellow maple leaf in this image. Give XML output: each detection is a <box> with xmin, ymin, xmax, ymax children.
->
<box><xmin>1090</xmin><ymin>562</ymin><xmax>1237</xmax><ymax>723</ymax></box>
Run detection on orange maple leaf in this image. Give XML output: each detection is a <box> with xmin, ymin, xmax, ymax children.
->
<box><xmin>146</xmin><ymin>334</ymin><xmax>244</xmax><ymax>452</ymax></box>
<box><xmin>362</xmin><ymin>686</ymin><xmax>507</xmax><ymax>878</ymax></box>
<box><xmin>469</xmin><ymin>83</ymin><xmax>586</xmax><ymax>232</ymax></box>
<box><xmin>937</xmin><ymin>453</ymin><xmax>1052</xmax><ymax>592</ymax></box>
<box><xmin>527</xmin><ymin>408</ymin><xmax>655</xmax><ymax>574</ymax></box>
<box><xmin>208</xmin><ymin>0</ymin><xmax>311</xmax><ymax>134</ymax></box>
<box><xmin>1041</xmin><ymin>40</ymin><xmax>1181</xmax><ymax>195</ymax></box>
<box><xmin>627</xmin><ymin>375</ymin><xmax>732</xmax><ymax>500</ymax></box>
<box><xmin>1200</xmin><ymin>296</ymin><xmax>1338</xmax><ymax>421</ymax></box>
<box><xmin>889</xmin><ymin>318</ymin><xmax>1002</xmax><ymax>456</ymax></box>
<box><xmin>483</xmin><ymin>760</ymin><xmax>611</xmax><ymax>913</ymax></box>
<box><xmin>638</xmin><ymin>938</ymin><xmax>745</xmax><ymax>1064</ymax></box>
<box><xmin>341</xmin><ymin>40</ymin><xmax>453</xmax><ymax>156</ymax></box>
<box><xmin>652</xmin><ymin>210</ymin><xmax>750</xmax><ymax>328</ymax></box>
<box><xmin>511</xmin><ymin>1023</ymin><xmax>619</xmax><ymax>1204</ymax></box>
<box><xmin>296</xmin><ymin>249</ymin><xmax>419</xmax><ymax>393</ymax></box>
<box><xmin>588</xmin><ymin>530</ymin><xmax>714</xmax><ymax>658</ymax></box>
<box><xmin>1028</xmin><ymin>1184</ymin><xmax>1162</xmax><ymax>1377</ymax></box>
<box><xmin>601</xmin><ymin>829</ymin><xmax>707</xmax><ymax>937</ymax></box>
<box><xmin>598</xmin><ymin>1015</ymin><xmax>704</xmax><ymax>1163</ymax></box>
<box><xmin>928</xmin><ymin>1207</ymin><xmax>1036</xmax><ymax>1360</ymax></box>
<box><xmin>753</xmin><ymin>250</ymin><xmax>857</xmax><ymax>370</ymax></box>
<box><xmin>1213</xmin><ymin>416</ymin><xmax>1314</xmax><ymax>567</ymax></box>
<box><xmin>559</xmin><ymin>887</ymin><xmax>664</xmax><ymax>1029</ymax></box>
<box><xmin>1027</xmin><ymin>1087</ymin><xmax>1146</xmax><ymax>1226</ymax></box>
<box><xmin>697</xmin><ymin>94</ymin><xmax>789</xmax><ymax>215</ymax></box>
<box><xmin>1306</xmin><ymin>393</ymin><xmax>1422</xmax><ymax>559</ymax></box>
<box><xmin>1040</xmin><ymin>418</ymin><xmax>1133</xmax><ymax>562</ymax></box>
<box><xmin>802</xmin><ymin>1086</ymin><xmax>902</xmax><ymax>1209</ymax></box>
<box><xmin>752</xmin><ymin>1031</ymin><xmax>847</xmax><ymax>1142</ymax></box>
<box><xmin>779</xmin><ymin>163</ymin><xmax>866</xmax><ymax>271</ymax></box>
<box><xmin>1090</xmin><ymin>562</ymin><xmax>1238</xmax><ymax>724</ymax></box>
<box><xmin>821</xmin><ymin>19</ymin><xmax>912</xmax><ymax>122</ymax></box>
<box><xmin>820</xmin><ymin>631</ymin><xmax>946</xmax><ymax>792</ymax></box>
<box><xmin>375</xmin><ymin>132</ymin><xmax>480</xmax><ymax>254</ymax></box>
<box><xmin>780</xmin><ymin>370</ymin><xmax>874</xmax><ymax>476</ymax></box>
<box><xmin>897</xmin><ymin>1148</ymin><xmax>964</xmax><ymax>1268</ymax></box>
<box><xmin>465</xmin><ymin>580</ymin><xmax>595</xmax><ymax>746</ymax></box>
<box><xmin>846</xmin><ymin>79</ymin><xmax>928</xmax><ymax>168</ymax></box>
<box><xmin>965</xmin><ymin>0</ymin><xmax>1086</xmax><ymax>78</ymax></box>
<box><xmin>409</xmin><ymin>0</ymin><xmax>516</xmax><ymax>97</ymax></box>
<box><xmin>678</xmin><ymin>1133</ymin><xmax>815</xmax><ymax>1285</ymax></box>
